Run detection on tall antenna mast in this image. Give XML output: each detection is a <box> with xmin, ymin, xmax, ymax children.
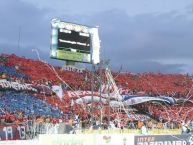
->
<box><xmin>17</xmin><ymin>26</ymin><xmax>21</xmax><ymax>50</ymax></box>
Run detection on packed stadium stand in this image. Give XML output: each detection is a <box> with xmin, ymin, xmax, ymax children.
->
<box><xmin>0</xmin><ymin>53</ymin><xmax>193</xmax><ymax>132</ymax></box>
<box><xmin>0</xmin><ymin>91</ymin><xmax>62</xmax><ymax>118</ymax></box>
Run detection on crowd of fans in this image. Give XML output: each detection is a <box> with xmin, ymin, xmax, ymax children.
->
<box><xmin>4</xmin><ymin>54</ymin><xmax>193</xmax><ymax>96</ymax></box>
<box><xmin>0</xmin><ymin>91</ymin><xmax>63</xmax><ymax>118</ymax></box>
<box><xmin>134</xmin><ymin>102</ymin><xmax>193</xmax><ymax>122</ymax></box>
<box><xmin>0</xmin><ymin>54</ymin><xmax>193</xmax><ymax>135</ymax></box>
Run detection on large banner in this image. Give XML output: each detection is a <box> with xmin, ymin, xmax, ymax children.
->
<box><xmin>134</xmin><ymin>134</ymin><xmax>193</xmax><ymax>145</ymax></box>
<box><xmin>123</xmin><ymin>96</ymin><xmax>173</xmax><ymax>105</ymax></box>
<box><xmin>0</xmin><ymin>79</ymin><xmax>37</xmax><ymax>92</ymax></box>
<box><xmin>0</xmin><ymin>125</ymin><xmax>26</xmax><ymax>140</ymax></box>
<box><xmin>0</xmin><ymin>79</ymin><xmax>52</xmax><ymax>95</ymax></box>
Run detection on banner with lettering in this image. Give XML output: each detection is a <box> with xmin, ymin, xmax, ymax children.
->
<box><xmin>0</xmin><ymin>79</ymin><xmax>52</xmax><ymax>95</ymax></box>
<box><xmin>39</xmin><ymin>134</ymin><xmax>134</xmax><ymax>145</ymax></box>
<box><xmin>127</xmin><ymin>114</ymin><xmax>149</xmax><ymax>121</ymax></box>
<box><xmin>0</xmin><ymin>79</ymin><xmax>37</xmax><ymax>92</ymax></box>
<box><xmin>134</xmin><ymin>134</ymin><xmax>193</xmax><ymax>145</ymax></box>
<box><xmin>0</xmin><ymin>125</ymin><xmax>26</xmax><ymax>140</ymax></box>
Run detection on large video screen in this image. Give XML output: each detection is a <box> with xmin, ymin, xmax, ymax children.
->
<box><xmin>58</xmin><ymin>29</ymin><xmax>90</xmax><ymax>54</ymax></box>
<box><xmin>50</xmin><ymin>19</ymin><xmax>100</xmax><ymax>64</ymax></box>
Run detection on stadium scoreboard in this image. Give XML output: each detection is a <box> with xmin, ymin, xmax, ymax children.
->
<box><xmin>50</xmin><ymin>19</ymin><xmax>100</xmax><ymax>64</ymax></box>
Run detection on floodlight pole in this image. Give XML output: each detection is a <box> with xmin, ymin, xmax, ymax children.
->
<box><xmin>107</xmin><ymin>63</ymin><xmax>110</xmax><ymax>129</ymax></box>
<box><xmin>100</xmin><ymin>59</ymin><xmax>110</xmax><ymax>129</ymax></box>
<box><xmin>99</xmin><ymin>60</ymin><xmax>103</xmax><ymax>129</ymax></box>
<box><xmin>91</xmin><ymin>62</ymin><xmax>95</xmax><ymax>129</ymax></box>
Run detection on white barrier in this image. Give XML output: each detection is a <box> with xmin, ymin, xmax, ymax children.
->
<box><xmin>39</xmin><ymin>134</ymin><xmax>134</xmax><ymax>145</ymax></box>
<box><xmin>1</xmin><ymin>134</ymin><xmax>193</xmax><ymax>145</ymax></box>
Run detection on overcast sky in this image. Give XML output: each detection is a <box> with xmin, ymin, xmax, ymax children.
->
<box><xmin>1</xmin><ymin>0</ymin><xmax>193</xmax><ymax>74</ymax></box>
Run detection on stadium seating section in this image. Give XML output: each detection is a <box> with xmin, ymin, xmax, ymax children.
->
<box><xmin>0</xmin><ymin>54</ymin><xmax>193</xmax><ymax>122</ymax></box>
